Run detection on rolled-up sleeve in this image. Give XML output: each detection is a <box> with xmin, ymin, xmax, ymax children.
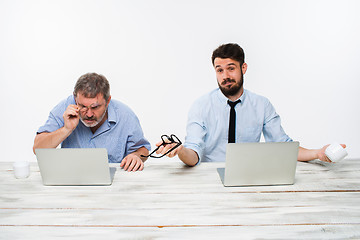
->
<box><xmin>37</xmin><ymin>102</ymin><xmax>67</xmax><ymax>134</ymax></box>
<box><xmin>184</xmin><ymin>100</ymin><xmax>207</xmax><ymax>164</ymax></box>
<box><xmin>125</xmin><ymin>114</ymin><xmax>151</xmax><ymax>155</ymax></box>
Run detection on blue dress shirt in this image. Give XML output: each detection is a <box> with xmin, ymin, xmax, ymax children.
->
<box><xmin>184</xmin><ymin>89</ymin><xmax>292</xmax><ymax>163</ymax></box>
<box><xmin>37</xmin><ymin>96</ymin><xmax>151</xmax><ymax>163</ymax></box>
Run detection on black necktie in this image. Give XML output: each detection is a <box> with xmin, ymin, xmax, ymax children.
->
<box><xmin>228</xmin><ymin>99</ymin><xmax>241</xmax><ymax>143</ymax></box>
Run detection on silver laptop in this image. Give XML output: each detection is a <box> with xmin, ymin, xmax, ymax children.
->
<box><xmin>35</xmin><ymin>148</ymin><xmax>116</xmax><ymax>186</ymax></box>
<box><xmin>217</xmin><ymin>142</ymin><xmax>299</xmax><ymax>187</ymax></box>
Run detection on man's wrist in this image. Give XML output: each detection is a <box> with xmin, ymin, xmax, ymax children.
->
<box><xmin>178</xmin><ymin>147</ymin><xmax>199</xmax><ymax>166</ymax></box>
<box><xmin>128</xmin><ymin>152</ymin><xmax>145</xmax><ymax>162</ymax></box>
<box><xmin>61</xmin><ymin>126</ymin><xmax>74</xmax><ymax>138</ymax></box>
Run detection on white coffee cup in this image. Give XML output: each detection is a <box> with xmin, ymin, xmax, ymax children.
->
<box><xmin>13</xmin><ymin>161</ymin><xmax>30</xmax><ymax>179</ymax></box>
<box><xmin>325</xmin><ymin>143</ymin><xmax>348</xmax><ymax>162</ymax></box>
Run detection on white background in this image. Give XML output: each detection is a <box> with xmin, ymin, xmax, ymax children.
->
<box><xmin>1</xmin><ymin>0</ymin><xmax>359</xmax><ymax>162</ymax></box>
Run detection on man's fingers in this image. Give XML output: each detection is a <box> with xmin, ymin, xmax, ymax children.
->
<box><xmin>170</xmin><ymin>148</ymin><xmax>179</xmax><ymax>157</ymax></box>
<box><xmin>121</xmin><ymin>156</ymin><xmax>144</xmax><ymax>172</ymax></box>
<box><xmin>67</xmin><ymin>104</ymin><xmax>79</xmax><ymax>112</ymax></box>
<box><xmin>133</xmin><ymin>161</ymin><xmax>143</xmax><ymax>172</ymax></box>
<box><xmin>138</xmin><ymin>161</ymin><xmax>144</xmax><ymax>171</ymax></box>
<box><xmin>156</xmin><ymin>144</ymin><xmax>173</xmax><ymax>155</ymax></box>
<box><xmin>131</xmin><ymin>161</ymin><xmax>140</xmax><ymax>172</ymax></box>
<box><xmin>120</xmin><ymin>160</ymin><xmax>125</xmax><ymax>167</ymax></box>
<box><xmin>123</xmin><ymin>158</ymin><xmax>131</xmax><ymax>170</ymax></box>
<box><xmin>127</xmin><ymin>159</ymin><xmax>137</xmax><ymax>172</ymax></box>
<box><xmin>155</xmin><ymin>143</ymin><xmax>182</xmax><ymax>158</ymax></box>
<box><xmin>321</xmin><ymin>154</ymin><xmax>332</xmax><ymax>163</ymax></box>
<box><xmin>67</xmin><ymin>111</ymin><xmax>79</xmax><ymax>118</ymax></box>
<box><xmin>156</xmin><ymin>145</ymin><xmax>165</xmax><ymax>154</ymax></box>
<box><xmin>162</xmin><ymin>143</ymin><xmax>176</xmax><ymax>154</ymax></box>
<box><xmin>167</xmin><ymin>145</ymin><xmax>182</xmax><ymax>158</ymax></box>
<box><xmin>64</xmin><ymin>105</ymin><xmax>80</xmax><ymax>118</ymax></box>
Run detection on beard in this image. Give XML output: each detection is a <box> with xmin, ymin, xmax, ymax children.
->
<box><xmin>80</xmin><ymin>110</ymin><xmax>107</xmax><ymax>128</ymax></box>
<box><xmin>218</xmin><ymin>73</ymin><xmax>244</xmax><ymax>98</ymax></box>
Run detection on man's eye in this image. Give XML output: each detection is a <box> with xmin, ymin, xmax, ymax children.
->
<box><xmin>91</xmin><ymin>106</ymin><xmax>99</xmax><ymax>110</ymax></box>
<box><xmin>228</xmin><ymin>67</ymin><xmax>235</xmax><ymax>71</ymax></box>
<box><xmin>217</xmin><ymin>69</ymin><xmax>223</xmax><ymax>73</ymax></box>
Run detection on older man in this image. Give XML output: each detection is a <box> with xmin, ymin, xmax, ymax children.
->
<box><xmin>33</xmin><ymin>73</ymin><xmax>150</xmax><ymax>171</ymax></box>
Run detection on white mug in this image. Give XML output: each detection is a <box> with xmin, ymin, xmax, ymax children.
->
<box><xmin>325</xmin><ymin>143</ymin><xmax>348</xmax><ymax>162</ymax></box>
<box><xmin>13</xmin><ymin>161</ymin><xmax>30</xmax><ymax>179</ymax></box>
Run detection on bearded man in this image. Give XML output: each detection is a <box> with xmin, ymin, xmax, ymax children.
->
<box><xmin>155</xmin><ymin>43</ymin><xmax>344</xmax><ymax>166</ymax></box>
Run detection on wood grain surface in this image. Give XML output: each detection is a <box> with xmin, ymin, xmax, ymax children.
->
<box><xmin>1</xmin><ymin>158</ymin><xmax>359</xmax><ymax>239</ymax></box>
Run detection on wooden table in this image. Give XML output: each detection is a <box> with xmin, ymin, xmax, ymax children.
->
<box><xmin>1</xmin><ymin>159</ymin><xmax>360</xmax><ymax>239</ymax></box>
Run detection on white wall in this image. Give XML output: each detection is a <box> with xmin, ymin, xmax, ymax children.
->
<box><xmin>1</xmin><ymin>0</ymin><xmax>359</xmax><ymax>162</ymax></box>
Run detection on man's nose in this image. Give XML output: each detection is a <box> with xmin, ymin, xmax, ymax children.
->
<box><xmin>86</xmin><ymin>109</ymin><xmax>94</xmax><ymax>117</ymax></box>
<box><xmin>222</xmin><ymin>70</ymin><xmax>229</xmax><ymax>79</ymax></box>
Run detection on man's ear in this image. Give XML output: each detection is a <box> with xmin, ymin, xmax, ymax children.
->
<box><xmin>242</xmin><ymin>63</ymin><xmax>248</xmax><ymax>74</ymax></box>
<box><xmin>107</xmin><ymin>96</ymin><xmax>112</xmax><ymax>106</ymax></box>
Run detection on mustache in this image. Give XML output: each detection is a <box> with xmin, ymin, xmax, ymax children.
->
<box><xmin>222</xmin><ymin>78</ymin><xmax>236</xmax><ymax>85</ymax></box>
<box><xmin>83</xmin><ymin>116</ymin><xmax>96</xmax><ymax>121</ymax></box>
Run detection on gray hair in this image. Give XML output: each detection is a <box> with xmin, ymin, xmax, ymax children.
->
<box><xmin>73</xmin><ymin>73</ymin><xmax>110</xmax><ymax>101</ymax></box>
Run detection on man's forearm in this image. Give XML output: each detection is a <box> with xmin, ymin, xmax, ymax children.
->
<box><xmin>178</xmin><ymin>147</ymin><xmax>199</xmax><ymax>167</ymax></box>
<box><xmin>33</xmin><ymin>127</ymin><xmax>72</xmax><ymax>153</ymax></box>
<box><xmin>297</xmin><ymin>146</ymin><xmax>318</xmax><ymax>162</ymax></box>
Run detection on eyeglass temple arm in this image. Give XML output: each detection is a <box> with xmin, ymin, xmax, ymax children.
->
<box><xmin>140</xmin><ymin>145</ymin><xmax>162</xmax><ymax>158</ymax></box>
<box><xmin>140</xmin><ymin>142</ymin><xmax>181</xmax><ymax>158</ymax></box>
<box><xmin>140</xmin><ymin>134</ymin><xmax>182</xmax><ymax>158</ymax></box>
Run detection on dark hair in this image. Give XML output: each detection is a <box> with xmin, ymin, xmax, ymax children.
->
<box><xmin>73</xmin><ymin>73</ymin><xmax>110</xmax><ymax>101</ymax></box>
<box><xmin>211</xmin><ymin>43</ymin><xmax>245</xmax><ymax>66</ymax></box>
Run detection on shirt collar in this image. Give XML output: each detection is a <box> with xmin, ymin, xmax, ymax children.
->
<box><xmin>216</xmin><ymin>88</ymin><xmax>247</xmax><ymax>106</ymax></box>
<box><xmin>107</xmin><ymin>100</ymin><xmax>117</xmax><ymax>125</ymax></box>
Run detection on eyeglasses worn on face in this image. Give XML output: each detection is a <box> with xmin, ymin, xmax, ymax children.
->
<box><xmin>77</xmin><ymin>103</ymin><xmax>103</xmax><ymax>114</ymax></box>
<box><xmin>141</xmin><ymin>134</ymin><xmax>182</xmax><ymax>158</ymax></box>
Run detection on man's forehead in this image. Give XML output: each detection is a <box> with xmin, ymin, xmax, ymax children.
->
<box><xmin>214</xmin><ymin>58</ymin><xmax>240</xmax><ymax>68</ymax></box>
<box><xmin>76</xmin><ymin>92</ymin><xmax>105</xmax><ymax>104</ymax></box>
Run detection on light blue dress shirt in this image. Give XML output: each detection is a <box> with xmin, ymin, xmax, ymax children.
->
<box><xmin>184</xmin><ymin>89</ymin><xmax>292</xmax><ymax>163</ymax></box>
<box><xmin>37</xmin><ymin>96</ymin><xmax>151</xmax><ymax>163</ymax></box>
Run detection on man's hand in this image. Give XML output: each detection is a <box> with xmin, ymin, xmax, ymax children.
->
<box><xmin>155</xmin><ymin>141</ymin><xmax>183</xmax><ymax>158</ymax></box>
<box><xmin>317</xmin><ymin>144</ymin><xmax>346</xmax><ymax>162</ymax></box>
<box><xmin>120</xmin><ymin>154</ymin><xmax>144</xmax><ymax>172</ymax></box>
<box><xmin>63</xmin><ymin>104</ymin><xmax>80</xmax><ymax>132</ymax></box>
<box><xmin>33</xmin><ymin>104</ymin><xmax>81</xmax><ymax>153</ymax></box>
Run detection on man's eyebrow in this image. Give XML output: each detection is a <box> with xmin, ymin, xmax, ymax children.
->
<box><xmin>77</xmin><ymin>102</ymin><xmax>99</xmax><ymax>107</ymax></box>
<box><xmin>215</xmin><ymin>63</ymin><xmax>236</xmax><ymax>68</ymax></box>
<box><xmin>88</xmin><ymin>103</ymin><xmax>100</xmax><ymax>107</ymax></box>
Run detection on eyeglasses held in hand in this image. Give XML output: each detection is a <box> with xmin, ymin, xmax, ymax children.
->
<box><xmin>141</xmin><ymin>134</ymin><xmax>182</xmax><ymax>158</ymax></box>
